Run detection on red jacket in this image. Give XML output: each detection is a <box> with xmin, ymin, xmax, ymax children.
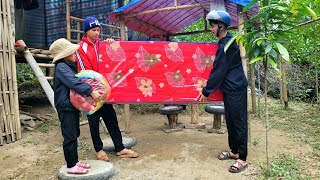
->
<box><xmin>76</xmin><ymin>36</ymin><xmax>106</xmax><ymax>75</ymax></box>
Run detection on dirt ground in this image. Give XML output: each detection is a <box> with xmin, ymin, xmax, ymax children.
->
<box><xmin>0</xmin><ymin>103</ymin><xmax>318</xmax><ymax>180</ymax></box>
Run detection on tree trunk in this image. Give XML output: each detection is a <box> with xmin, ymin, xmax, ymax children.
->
<box><xmin>257</xmin><ymin>65</ymin><xmax>262</xmax><ymax>118</ymax></box>
<box><xmin>249</xmin><ymin>61</ymin><xmax>257</xmax><ymax>115</ymax></box>
<box><xmin>264</xmin><ymin>57</ymin><xmax>270</xmax><ymax>170</ymax></box>
<box><xmin>314</xmin><ymin>24</ymin><xmax>320</xmax><ymax>112</ymax></box>
<box><xmin>279</xmin><ymin>61</ymin><xmax>283</xmax><ymax>104</ymax></box>
<box><xmin>280</xmin><ymin>57</ymin><xmax>288</xmax><ymax>109</ymax></box>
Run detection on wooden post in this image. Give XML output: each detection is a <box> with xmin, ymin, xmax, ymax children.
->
<box><xmin>212</xmin><ymin>114</ymin><xmax>222</xmax><ymax>129</ymax></box>
<box><xmin>237</xmin><ymin>5</ymin><xmax>250</xmax><ymax>143</ymax></box>
<box><xmin>119</xmin><ymin>19</ymin><xmax>131</xmax><ymax>133</ymax></box>
<box><xmin>237</xmin><ymin>6</ymin><xmax>247</xmax><ymax>76</ymax></box>
<box><xmin>8</xmin><ymin>0</ymin><xmax>21</xmax><ymax>140</ymax></box>
<box><xmin>280</xmin><ymin>57</ymin><xmax>288</xmax><ymax>109</ymax></box>
<box><xmin>167</xmin><ymin>115</ymin><xmax>177</xmax><ymax>129</ymax></box>
<box><xmin>1</xmin><ymin>0</ymin><xmax>13</xmax><ymax>142</ymax></box>
<box><xmin>16</xmin><ymin>40</ymin><xmax>57</xmax><ymax>113</ymax></box>
<box><xmin>66</xmin><ymin>0</ymin><xmax>71</xmax><ymax>41</ymax></box>
<box><xmin>191</xmin><ymin>104</ymin><xmax>199</xmax><ymax>124</ymax></box>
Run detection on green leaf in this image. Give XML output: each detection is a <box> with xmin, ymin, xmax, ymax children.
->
<box><xmin>253</xmin><ymin>48</ymin><xmax>261</xmax><ymax>57</ymax></box>
<box><xmin>249</xmin><ymin>56</ymin><xmax>263</xmax><ymax>64</ymax></box>
<box><xmin>275</xmin><ymin>42</ymin><xmax>289</xmax><ymax>61</ymax></box>
<box><xmin>268</xmin><ymin>58</ymin><xmax>279</xmax><ymax>71</ymax></box>
<box><xmin>224</xmin><ymin>34</ymin><xmax>238</xmax><ymax>53</ymax></box>
<box><xmin>302</xmin><ymin>4</ymin><xmax>317</xmax><ymax>20</ymax></box>
<box><xmin>289</xmin><ymin>0</ymin><xmax>298</xmax><ymax>15</ymax></box>
<box><xmin>254</xmin><ymin>37</ymin><xmax>269</xmax><ymax>46</ymax></box>
<box><xmin>265</xmin><ymin>44</ymin><xmax>273</xmax><ymax>54</ymax></box>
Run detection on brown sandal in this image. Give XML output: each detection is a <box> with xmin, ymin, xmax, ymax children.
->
<box><xmin>116</xmin><ymin>149</ymin><xmax>139</xmax><ymax>158</ymax></box>
<box><xmin>96</xmin><ymin>150</ymin><xmax>109</xmax><ymax>161</ymax></box>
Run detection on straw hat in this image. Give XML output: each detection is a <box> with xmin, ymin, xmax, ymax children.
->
<box><xmin>49</xmin><ymin>38</ymin><xmax>80</xmax><ymax>64</ymax></box>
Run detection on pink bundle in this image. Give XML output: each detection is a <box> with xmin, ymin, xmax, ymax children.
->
<box><xmin>70</xmin><ymin>70</ymin><xmax>111</xmax><ymax>115</ymax></box>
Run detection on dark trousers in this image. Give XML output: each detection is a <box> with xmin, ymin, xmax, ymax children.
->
<box><xmin>223</xmin><ymin>92</ymin><xmax>248</xmax><ymax>161</ymax></box>
<box><xmin>58</xmin><ymin>110</ymin><xmax>80</xmax><ymax>168</ymax></box>
<box><xmin>88</xmin><ymin>104</ymin><xmax>125</xmax><ymax>152</ymax></box>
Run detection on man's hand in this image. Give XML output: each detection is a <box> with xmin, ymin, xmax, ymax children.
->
<box><xmin>198</xmin><ymin>93</ymin><xmax>208</xmax><ymax>102</ymax></box>
<box><xmin>105</xmin><ymin>38</ymin><xmax>114</xmax><ymax>44</ymax></box>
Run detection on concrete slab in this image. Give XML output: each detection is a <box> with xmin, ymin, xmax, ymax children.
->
<box><xmin>19</xmin><ymin>114</ymin><xmax>33</xmax><ymax>121</ymax></box>
<box><xmin>57</xmin><ymin>160</ymin><xmax>115</xmax><ymax>180</ymax></box>
<box><xmin>102</xmin><ymin>137</ymin><xmax>137</xmax><ymax>152</ymax></box>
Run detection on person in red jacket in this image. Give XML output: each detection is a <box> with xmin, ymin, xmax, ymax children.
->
<box><xmin>76</xmin><ymin>17</ymin><xmax>138</xmax><ymax>161</ymax></box>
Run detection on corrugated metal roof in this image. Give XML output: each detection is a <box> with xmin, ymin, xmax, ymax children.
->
<box><xmin>109</xmin><ymin>0</ymin><xmax>258</xmax><ymax>39</ymax></box>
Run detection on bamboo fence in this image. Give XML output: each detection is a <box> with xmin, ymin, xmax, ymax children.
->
<box><xmin>0</xmin><ymin>0</ymin><xmax>21</xmax><ymax>145</ymax></box>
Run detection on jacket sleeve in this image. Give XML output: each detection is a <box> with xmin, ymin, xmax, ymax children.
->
<box><xmin>56</xmin><ymin>63</ymin><xmax>92</xmax><ymax>96</ymax></box>
<box><xmin>202</xmin><ymin>45</ymin><xmax>233</xmax><ymax>97</ymax></box>
<box><xmin>76</xmin><ymin>46</ymin><xmax>94</xmax><ymax>71</ymax></box>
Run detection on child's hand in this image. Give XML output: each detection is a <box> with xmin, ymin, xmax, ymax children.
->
<box><xmin>90</xmin><ymin>90</ymin><xmax>102</xmax><ymax>101</ymax></box>
<box><xmin>105</xmin><ymin>38</ymin><xmax>114</xmax><ymax>44</ymax></box>
<box><xmin>198</xmin><ymin>93</ymin><xmax>208</xmax><ymax>102</ymax></box>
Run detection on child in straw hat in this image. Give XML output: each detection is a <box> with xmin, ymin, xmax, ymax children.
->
<box><xmin>50</xmin><ymin>38</ymin><xmax>102</xmax><ymax>174</ymax></box>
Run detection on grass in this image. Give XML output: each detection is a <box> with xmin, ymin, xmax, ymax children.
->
<box><xmin>260</xmin><ymin>154</ymin><xmax>308</xmax><ymax>180</ymax></box>
<box><xmin>251</xmin><ymin>97</ymin><xmax>320</xmax><ymax>179</ymax></box>
<box><xmin>35</xmin><ymin>120</ymin><xmax>59</xmax><ymax>133</ymax></box>
<box><xmin>252</xmin><ymin>137</ymin><xmax>261</xmax><ymax>146</ymax></box>
<box><xmin>78</xmin><ymin>140</ymin><xmax>91</xmax><ymax>156</ymax></box>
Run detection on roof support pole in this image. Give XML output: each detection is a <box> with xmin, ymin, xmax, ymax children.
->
<box><xmin>237</xmin><ymin>5</ymin><xmax>251</xmax><ymax>143</ymax></box>
<box><xmin>120</xmin><ymin>18</ymin><xmax>131</xmax><ymax>134</ymax></box>
<box><xmin>66</xmin><ymin>0</ymin><xmax>71</xmax><ymax>41</ymax></box>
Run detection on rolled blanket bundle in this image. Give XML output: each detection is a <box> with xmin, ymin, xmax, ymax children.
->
<box><xmin>70</xmin><ymin>70</ymin><xmax>111</xmax><ymax>115</ymax></box>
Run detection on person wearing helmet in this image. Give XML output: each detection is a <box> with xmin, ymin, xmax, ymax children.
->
<box><xmin>199</xmin><ymin>10</ymin><xmax>248</xmax><ymax>173</ymax></box>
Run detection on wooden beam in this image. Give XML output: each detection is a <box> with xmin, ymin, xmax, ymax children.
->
<box><xmin>174</xmin><ymin>0</ymin><xmax>178</xmax><ymax>7</ymax></box>
<box><xmin>70</xmin><ymin>16</ymin><xmax>120</xmax><ymax>29</ymax></box>
<box><xmin>37</xmin><ymin>63</ymin><xmax>55</xmax><ymax>68</ymax></box>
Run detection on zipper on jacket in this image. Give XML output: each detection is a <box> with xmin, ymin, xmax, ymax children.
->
<box><xmin>89</xmin><ymin>40</ymin><xmax>100</xmax><ymax>73</ymax></box>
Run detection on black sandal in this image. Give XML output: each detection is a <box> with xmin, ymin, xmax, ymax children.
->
<box><xmin>229</xmin><ymin>162</ymin><xmax>248</xmax><ymax>173</ymax></box>
<box><xmin>217</xmin><ymin>152</ymin><xmax>238</xmax><ymax>160</ymax></box>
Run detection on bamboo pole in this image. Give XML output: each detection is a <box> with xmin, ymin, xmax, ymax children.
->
<box><xmin>1</xmin><ymin>0</ymin><xmax>14</xmax><ymax>142</ymax></box>
<box><xmin>37</xmin><ymin>63</ymin><xmax>55</xmax><ymax>68</ymax></box>
<box><xmin>0</xmin><ymin>25</ymin><xmax>10</xmax><ymax>143</ymax></box>
<box><xmin>119</xmin><ymin>19</ymin><xmax>131</xmax><ymax>134</ymax></box>
<box><xmin>77</xmin><ymin>21</ymin><xmax>81</xmax><ymax>42</ymax></box>
<box><xmin>16</xmin><ymin>40</ymin><xmax>57</xmax><ymax>113</ymax></box>
<box><xmin>66</xmin><ymin>0</ymin><xmax>71</xmax><ymax>41</ymax></box>
<box><xmin>0</xmin><ymin>104</ymin><xmax>3</xmax><ymax>145</ymax></box>
<box><xmin>237</xmin><ymin>5</ymin><xmax>251</xmax><ymax>143</ymax></box>
<box><xmin>7</xmin><ymin>0</ymin><xmax>20</xmax><ymax>140</ymax></box>
<box><xmin>24</xmin><ymin>49</ymin><xmax>56</xmax><ymax>113</ymax></box>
